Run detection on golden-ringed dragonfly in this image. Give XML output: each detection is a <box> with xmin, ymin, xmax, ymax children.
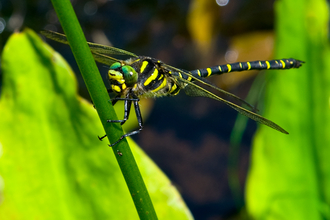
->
<box><xmin>41</xmin><ymin>30</ymin><xmax>304</xmax><ymax>146</ymax></box>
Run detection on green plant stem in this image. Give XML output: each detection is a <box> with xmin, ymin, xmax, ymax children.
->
<box><xmin>49</xmin><ymin>0</ymin><xmax>157</xmax><ymax>219</ymax></box>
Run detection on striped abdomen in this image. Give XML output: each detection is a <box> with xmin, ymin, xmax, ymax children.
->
<box><xmin>190</xmin><ymin>58</ymin><xmax>304</xmax><ymax>78</ymax></box>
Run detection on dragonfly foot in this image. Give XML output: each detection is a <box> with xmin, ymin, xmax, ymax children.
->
<box><xmin>98</xmin><ymin>134</ymin><xmax>107</xmax><ymax>141</ymax></box>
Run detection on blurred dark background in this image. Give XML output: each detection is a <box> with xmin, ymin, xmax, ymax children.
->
<box><xmin>0</xmin><ymin>0</ymin><xmax>278</xmax><ymax>219</ymax></box>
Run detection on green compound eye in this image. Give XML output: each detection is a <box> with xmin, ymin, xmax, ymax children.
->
<box><xmin>121</xmin><ymin>65</ymin><xmax>138</xmax><ymax>86</ymax></box>
<box><xmin>110</xmin><ymin>62</ymin><xmax>122</xmax><ymax>70</ymax></box>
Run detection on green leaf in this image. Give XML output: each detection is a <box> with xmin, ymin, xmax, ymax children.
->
<box><xmin>0</xmin><ymin>29</ymin><xmax>192</xmax><ymax>220</ymax></box>
<box><xmin>0</xmin><ymin>143</ymin><xmax>3</xmax><ymax>203</ymax></box>
<box><xmin>246</xmin><ymin>0</ymin><xmax>330</xmax><ymax>219</ymax></box>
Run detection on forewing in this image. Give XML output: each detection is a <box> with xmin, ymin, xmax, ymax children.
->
<box><xmin>41</xmin><ymin>30</ymin><xmax>138</xmax><ymax>57</ymax></box>
<box><xmin>88</xmin><ymin>43</ymin><xmax>138</xmax><ymax>57</ymax></box>
<box><xmin>91</xmin><ymin>51</ymin><xmax>121</xmax><ymax>66</ymax></box>
<box><xmin>40</xmin><ymin>30</ymin><xmax>70</xmax><ymax>45</ymax></box>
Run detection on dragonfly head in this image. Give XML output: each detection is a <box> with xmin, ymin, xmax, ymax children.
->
<box><xmin>108</xmin><ymin>62</ymin><xmax>138</xmax><ymax>88</ymax></box>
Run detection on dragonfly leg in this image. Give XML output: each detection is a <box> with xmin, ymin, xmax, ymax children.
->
<box><xmin>111</xmin><ymin>97</ymin><xmax>139</xmax><ymax>102</ymax></box>
<box><xmin>98</xmin><ymin>134</ymin><xmax>107</xmax><ymax>141</ymax></box>
<box><xmin>99</xmin><ymin>95</ymin><xmax>139</xmax><ymax>142</ymax></box>
<box><xmin>108</xmin><ymin>94</ymin><xmax>133</xmax><ymax>125</ymax></box>
<box><xmin>109</xmin><ymin>94</ymin><xmax>143</xmax><ymax>147</ymax></box>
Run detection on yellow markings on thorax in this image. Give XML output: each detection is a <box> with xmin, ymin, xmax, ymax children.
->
<box><xmin>170</xmin><ymin>83</ymin><xmax>180</xmax><ymax>95</ymax></box>
<box><xmin>197</xmin><ymin>70</ymin><xmax>201</xmax><ymax>77</ymax></box>
<box><xmin>218</xmin><ymin>66</ymin><xmax>222</xmax><ymax>72</ymax></box>
<box><xmin>187</xmin><ymin>76</ymin><xmax>192</xmax><ymax>81</ymax></box>
<box><xmin>144</xmin><ymin>68</ymin><xmax>159</xmax><ymax>86</ymax></box>
<box><xmin>140</xmin><ymin>61</ymin><xmax>149</xmax><ymax>73</ymax></box>
<box><xmin>247</xmin><ymin>62</ymin><xmax>251</xmax><ymax>70</ymax></box>
<box><xmin>266</xmin><ymin>61</ymin><xmax>270</xmax><ymax>69</ymax></box>
<box><xmin>206</xmin><ymin>68</ymin><xmax>212</xmax><ymax>77</ymax></box>
<box><xmin>227</xmin><ymin>64</ymin><xmax>232</xmax><ymax>72</ymax></box>
<box><xmin>172</xmin><ymin>90</ymin><xmax>180</xmax><ymax>96</ymax></box>
<box><xmin>151</xmin><ymin>77</ymin><xmax>167</xmax><ymax>93</ymax></box>
<box><xmin>131</xmin><ymin>58</ymin><xmax>140</xmax><ymax>64</ymax></box>
<box><xmin>169</xmin><ymin>83</ymin><xmax>178</xmax><ymax>93</ymax></box>
<box><xmin>280</xmin><ymin>60</ymin><xmax>286</xmax><ymax>68</ymax></box>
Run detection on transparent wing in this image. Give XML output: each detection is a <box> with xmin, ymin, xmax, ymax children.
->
<box><xmin>40</xmin><ymin>30</ymin><xmax>138</xmax><ymax>58</ymax></box>
<box><xmin>176</xmin><ymin>77</ymin><xmax>288</xmax><ymax>134</ymax></box>
<box><xmin>162</xmin><ymin>63</ymin><xmax>255</xmax><ymax>110</ymax></box>
<box><xmin>91</xmin><ymin>51</ymin><xmax>121</xmax><ymax>66</ymax></box>
<box><xmin>88</xmin><ymin>42</ymin><xmax>138</xmax><ymax>58</ymax></box>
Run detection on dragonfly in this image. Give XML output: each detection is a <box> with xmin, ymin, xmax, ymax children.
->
<box><xmin>41</xmin><ymin>30</ymin><xmax>304</xmax><ymax>146</ymax></box>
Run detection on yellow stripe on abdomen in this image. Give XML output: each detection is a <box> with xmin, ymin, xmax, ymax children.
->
<box><xmin>207</xmin><ymin>68</ymin><xmax>212</xmax><ymax>77</ymax></box>
<box><xmin>247</xmin><ymin>62</ymin><xmax>251</xmax><ymax>70</ymax></box>
<box><xmin>227</xmin><ymin>64</ymin><xmax>232</xmax><ymax>72</ymax></box>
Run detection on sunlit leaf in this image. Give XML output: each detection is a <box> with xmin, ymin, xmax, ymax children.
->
<box><xmin>246</xmin><ymin>1</ymin><xmax>330</xmax><ymax>219</ymax></box>
<box><xmin>0</xmin><ymin>29</ymin><xmax>192</xmax><ymax>220</ymax></box>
